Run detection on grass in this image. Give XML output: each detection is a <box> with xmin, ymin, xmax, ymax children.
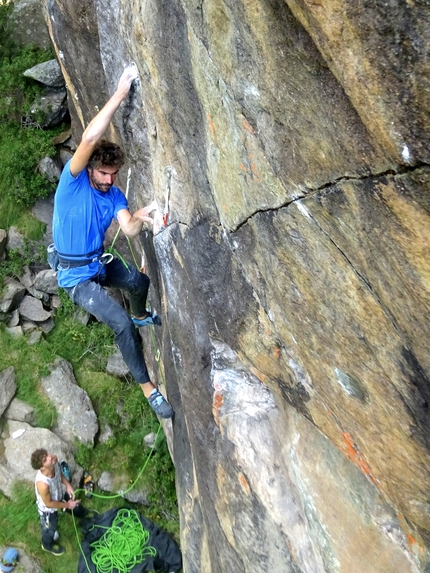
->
<box><xmin>0</xmin><ymin>302</ymin><xmax>179</xmax><ymax>572</ymax></box>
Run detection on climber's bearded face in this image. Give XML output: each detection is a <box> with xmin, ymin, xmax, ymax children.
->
<box><xmin>88</xmin><ymin>165</ymin><xmax>119</xmax><ymax>192</ymax></box>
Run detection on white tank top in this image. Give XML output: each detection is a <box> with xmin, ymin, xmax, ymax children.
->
<box><xmin>35</xmin><ymin>463</ymin><xmax>64</xmax><ymax>514</ymax></box>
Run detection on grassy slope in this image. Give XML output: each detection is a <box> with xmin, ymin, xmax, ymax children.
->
<box><xmin>0</xmin><ymin>307</ymin><xmax>179</xmax><ymax>573</ymax></box>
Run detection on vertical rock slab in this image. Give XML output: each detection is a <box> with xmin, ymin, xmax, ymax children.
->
<box><xmin>284</xmin><ymin>0</ymin><xmax>430</xmax><ymax>164</ymax></box>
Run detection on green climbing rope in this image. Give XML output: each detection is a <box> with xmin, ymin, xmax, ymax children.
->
<box><xmin>89</xmin><ymin>508</ymin><xmax>156</xmax><ymax>573</ymax></box>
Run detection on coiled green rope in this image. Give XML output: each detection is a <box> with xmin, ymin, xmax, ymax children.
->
<box><xmin>73</xmin><ymin>423</ymin><xmax>163</xmax><ymax>573</ymax></box>
<box><xmin>89</xmin><ymin>508</ymin><xmax>156</xmax><ymax>573</ymax></box>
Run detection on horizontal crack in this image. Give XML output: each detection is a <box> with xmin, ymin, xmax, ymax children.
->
<box><xmin>232</xmin><ymin>161</ymin><xmax>430</xmax><ymax>233</ymax></box>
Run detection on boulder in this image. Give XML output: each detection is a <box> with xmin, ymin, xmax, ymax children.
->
<box><xmin>37</xmin><ymin>317</ymin><xmax>55</xmax><ymax>334</ymax></box>
<box><xmin>5</xmin><ymin>227</ymin><xmax>25</xmax><ymax>254</ymax></box>
<box><xmin>97</xmin><ymin>471</ymin><xmax>149</xmax><ymax>506</ymax></box>
<box><xmin>21</xmin><ymin>321</ymin><xmax>37</xmax><ymax>334</ymax></box>
<box><xmin>8</xmin><ymin>309</ymin><xmax>20</xmax><ymax>328</ymax></box>
<box><xmin>0</xmin><ymin>367</ymin><xmax>16</xmax><ymax>418</ymax></box>
<box><xmin>106</xmin><ymin>351</ymin><xmax>130</xmax><ymax>378</ymax></box>
<box><xmin>38</xmin><ymin>157</ymin><xmax>61</xmax><ymax>183</ymax></box>
<box><xmin>51</xmin><ymin>295</ymin><xmax>62</xmax><ymax>309</ymax></box>
<box><xmin>4</xmin><ymin>398</ymin><xmax>35</xmax><ymax>424</ymax></box>
<box><xmin>18</xmin><ymin>296</ymin><xmax>51</xmax><ymax>322</ymax></box>
<box><xmin>2</xmin><ymin>421</ymin><xmax>83</xmax><ymax>496</ymax></box>
<box><xmin>40</xmin><ymin>358</ymin><xmax>98</xmax><ymax>446</ymax></box>
<box><xmin>32</xmin><ymin>194</ymin><xmax>54</xmax><ymax>246</ymax></box>
<box><xmin>23</xmin><ymin>59</ymin><xmax>65</xmax><ymax>88</ymax></box>
<box><xmin>143</xmin><ymin>432</ymin><xmax>157</xmax><ymax>448</ymax></box>
<box><xmin>28</xmin><ymin>330</ymin><xmax>43</xmax><ymax>346</ymax></box>
<box><xmin>18</xmin><ymin>266</ymin><xmax>35</xmax><ymax>290</ymax></box>
<box><xmin>60</xmin><ymin>149</ymin><xmax>74</xmax><ymax>166</ymax></box>
<box><xmin>99</xmin><ymin>422</ymin><xmax>114</xmax><ymax>444</ymax></box>
<box><xmin>5</xmin><ymin>326</ymin><xmax>23</xmax><ymax>337</ymax></box>
<box><xmin>33</xmin><ymin>269</ymin><xmax>58</xmax><ymax>295</ymax></box>
<box><xmin>10</xmin><ymin>0</ymin><xmax>51</xmax><ymax>49</ymax></box>
<box><xmin>0</xmin><ymin>279</ymin><xmax>26</xmax><ymax>313</ymax></box>
<box><xmin>29</xmin><ymin>88</ymin><xmax>68</xmax><ymax>128</ymax></box>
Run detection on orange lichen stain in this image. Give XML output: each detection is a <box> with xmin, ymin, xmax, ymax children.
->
<box><xmin>223</xmin><ymin>204</ymin><xmax>228</xmax><ymax>212</ymax></box>
<box><xmin>207</xmin><ymin>113</ymin><xmax>216</xmax><ymax>141</ymax></box>
<box><xmin>397</xmin><ymin>513</ymin><xmax>424</xmax><ymax>553</ymax></box>
<box><xmin>238</xmin><ymin>472</ymin><xmax>251</xmax><ymax>495</ymax></box>
<box><xmin>212</xmin><ymin>392</ymin><xmax>223</xmax><ymax>426</ymax></box>
<box><xmin>341</xmin><ymin>432</ymin><xmax>380</xmax><ymax>486</ymax></box>
<box><xmin>274</xmin><ymin>347</ymin><xmax>281</xmax><ymax>358</ymax></box>
<box><xmin>243</xmin><ymin>119</ymin><xmax>256</xmax><ymax>135</ymax></box>
<box><xmin>239</xmin><ymin>157</ymin><xmax>262</xmax><ymax>182</ymax></box>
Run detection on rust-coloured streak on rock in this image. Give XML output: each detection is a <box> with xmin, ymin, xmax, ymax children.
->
<box><xmin>341</xmin><ymin>432</ymin><xmax>379</xmax><ymax>486</ymax></box>
<box><xmin>238</xmin><ymin>472</ymin><xmax>251</xmax><ymax>495</ymax></box>
<box><xmin>212</xmin><ymin>392</ymin><xmax>223</xmax><ymax>426</ymax></box>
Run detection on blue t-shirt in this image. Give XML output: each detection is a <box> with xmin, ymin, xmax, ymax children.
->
<box><xmin>53</xmin><ymin>161</ymin><xmax>128</xmax><ymax>287</ymax></box>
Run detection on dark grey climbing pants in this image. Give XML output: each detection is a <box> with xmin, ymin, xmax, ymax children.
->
<box><xmin>39</xmin><ymin>494</ymin><xmax>86</xmax><ymax>548</ymax></box>
<box><xmin>65</xmin><ymin>257</ymin><xmax>151</xmax><ymax>384</ymax></box>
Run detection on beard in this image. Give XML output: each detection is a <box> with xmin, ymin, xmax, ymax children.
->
<box><xmin>88</xmin><ymin>170</ymin><xmax>112</xmax><ymax>192</ymax></box>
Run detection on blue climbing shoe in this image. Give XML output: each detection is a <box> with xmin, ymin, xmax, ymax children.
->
<box><xmin>132</xmin><ymin>311</ymin><xmax>162</xmax><ymax>327</ymax></box>
<box><xmin>148</xmin><ymin>390</ymin><xmax>174</xmax><ymax>419</ymax></box>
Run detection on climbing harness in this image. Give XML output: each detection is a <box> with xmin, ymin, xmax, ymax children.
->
<box><xmin>47</xmin><ymin>244</ymin><xmax>113</xmax><ymax>272</ymax></box>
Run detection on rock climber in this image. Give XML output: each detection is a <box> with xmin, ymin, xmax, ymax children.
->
<box><xmin>52</xmin><ymin>65</ymin><xmax>173</xmax><ymax>418</ymax></box>
<box><xmin>30</xmin><ymin>449</ymin><xmax>85</xmax><ymax>556</ymax></box>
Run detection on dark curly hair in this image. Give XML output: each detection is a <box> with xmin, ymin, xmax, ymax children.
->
<box><xmin>31</xmin><ymin>448</ymin><xmax>48</xmax><ymax>470</ymax></box>
<box><xmin>87</xmin><ymin>140</ymin><xmax>125</xmax><ymax>170</ymax></box>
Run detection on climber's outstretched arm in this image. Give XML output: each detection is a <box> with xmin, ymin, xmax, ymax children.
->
<box><xmin>70</xmin><ymin>65</ymin><xmax>138</xmax><ymax>177</ymax></box>
<box><xmin>117</xmin><ymin>201</ymin><xmax>158</xmax><ymax>238</ymax></box>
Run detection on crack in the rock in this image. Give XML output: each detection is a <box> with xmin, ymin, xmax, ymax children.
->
<box><xmin>154</xmin><ymin>162</ymin><xmax>429</xmax><ymax>239</ymax></box>
<box><xmin>232</xmin><ymin>161</ymin><xmax>429</xmax><ymax>233</ymax></box>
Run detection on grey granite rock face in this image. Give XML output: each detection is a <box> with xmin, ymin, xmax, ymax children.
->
<box><xmin>44</xmin><ymin>1</ymin><xmax>430</xmax><ymax>572</ymax></box>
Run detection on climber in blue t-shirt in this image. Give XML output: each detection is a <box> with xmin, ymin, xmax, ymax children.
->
<box><xmin>52</xmin><ymin>65</ymin><xmax>173</xmax><ymax>419</ymax></box>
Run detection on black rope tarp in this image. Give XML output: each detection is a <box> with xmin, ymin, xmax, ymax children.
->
<box><xmin>77</xmin><ymin>508</ymin><xmax>182</xmax><ymax>573</ymax></box>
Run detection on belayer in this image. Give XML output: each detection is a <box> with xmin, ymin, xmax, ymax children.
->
<box><xmin>31</xmin><ymin>450</ymin><xmax>86</xmax><ymax>556</ymax></box>
<box><xmin>52</xmin><ymin>65</ymin><xmax>173</xmax><ymax>418</ymax></box>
